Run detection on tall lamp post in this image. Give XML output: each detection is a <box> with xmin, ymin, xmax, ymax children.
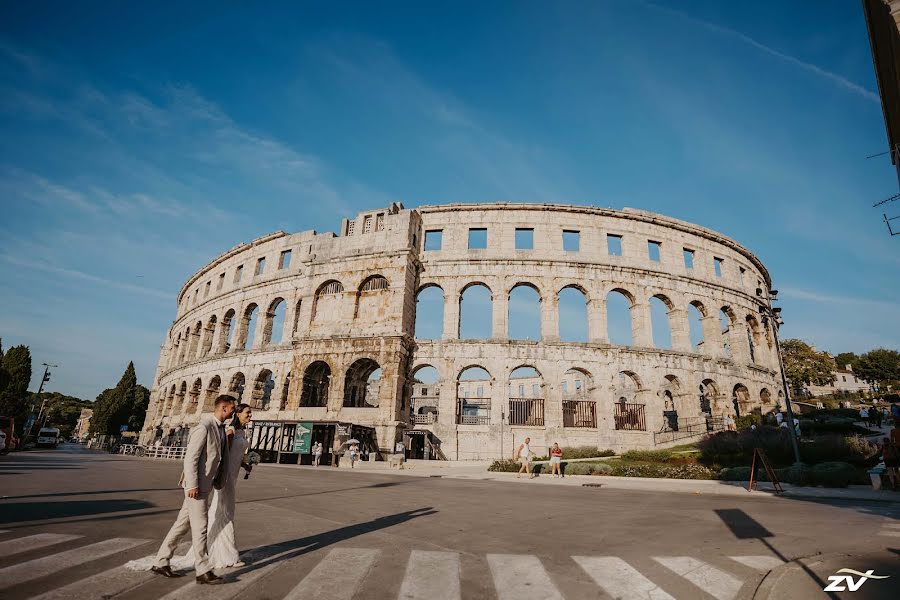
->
<box><xmin>27</xmin><ymin>363</ymin><xmax>58</xmax><ymax>439</ymax></box>
<box><xmin>757</xmin><ymin>289</ymin><xmax>802</xmax><ymax>465</ymax></box>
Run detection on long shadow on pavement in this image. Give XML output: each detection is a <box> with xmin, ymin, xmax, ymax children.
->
<box><xmin>0</xmin><ymin>499</ymin><xmax>156</xmax><ymax>524</ymax></box>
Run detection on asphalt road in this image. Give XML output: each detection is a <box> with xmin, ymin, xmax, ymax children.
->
<box><xmin>1</xmin><ymin>444</ymin><xmax>898</xmax><ymax>599</ymax></box>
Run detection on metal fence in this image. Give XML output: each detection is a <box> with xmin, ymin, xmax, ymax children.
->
<box><xmin>613</xmin><ymin>402</ymin><xmax>646</xmax><ymax>431</ymax></box>
<box><xmin>127</xmin><ymin>445</ymin><xmax>186</xmax><ymax>460</ymax></box>
<box><xmin>457</xmin><ymin>399</ymin><xmax>491</xmax><ymax>425</ymax></box>
<box><xmin>653</xmin><ymin>415</ymin><xmax>726</xmax><ymax>445</ymax></box>
<box><xmin>562</xmin><ymin>400</ymin><xmax>597</xmax><ymax>428</ymax></box>
<box><xmin>508</xmin><ymin>398</ymin><xmax>545</xmax><ymax>426</ymax></box>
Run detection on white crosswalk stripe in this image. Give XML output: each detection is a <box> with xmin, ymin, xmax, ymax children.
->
<box><xmin>0</xmin><ymin>530</ymin><xmax>9</xmax><ymax>534</ymax></box>
<box><xmin>654</xmin><ymin>556</ymin><xmax>743</xmax><ymax>600</ymax></box>
<box><xmin>6</xmin><ymin>533</ymin><xmax>82</xmax><ymax>557</ymax></box>
<box><xmin>574</xmin><ymin>556</ymin><xmax>674</xmax><ymax>600</ymax></box>
<box><xmin>0</xmin><ymin>538</ymin><xmax>149</xmax><ymax>591</ymax></box>
<box><xmin>282</xmin><ymin>548</ymin><xmax>379</xmax><ymax>600</ymax></box>
<box><xmin>728</xmin><ymin>555</ymin><xmax>784</xmax><ymax>571</ymax></box>
<box><xmin>25</xmin><ymin>543</ymin><xmax>192</xmax><ymax>600</ymax></box>
<box><xmin>158</xmin><ymin>561</ymin><xmax>280</xmax><ymax>600</ymax></box>
<box><xmin>399</xmin><ymin>550</ymin><xmax>461</xmax><ymax>600</ymax></box>
<box><xmin>487</xmin><ymin>554</ymin><xmax>564</xmax><ymax>600</ymax></box>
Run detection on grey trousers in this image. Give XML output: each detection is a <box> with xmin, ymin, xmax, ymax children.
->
<box><xmin>155</xmin><ymin>492</ymin><xmax>213</xmax><ymax>575</ymax></box>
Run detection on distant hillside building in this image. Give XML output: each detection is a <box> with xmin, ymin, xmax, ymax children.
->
<box><xmin>805</xmin><ymin>365</ymin><xmax>870</xmax><ymax>397</ymax></box>
<box><xmin>74</xmin><ymin>408</ymin><xmax>93</xmax><ymax>439</ymax></box>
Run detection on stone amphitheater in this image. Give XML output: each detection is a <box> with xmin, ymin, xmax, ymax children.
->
<box><xmin>140</xmin><ymin>202</ymin><xmax>783</xmax><ymax>462</ymax></box>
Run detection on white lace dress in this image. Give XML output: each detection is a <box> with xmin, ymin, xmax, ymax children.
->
<box><xmin>126</xmin><ymin>429</ymin><xmax>250</xmax><ymax>571</ymax></box>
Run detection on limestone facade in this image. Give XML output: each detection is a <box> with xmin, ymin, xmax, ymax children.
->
<box><xmin>140</xmin><ymin>202</ymin><xmax>782</xmax><ymax>459</ymax></box>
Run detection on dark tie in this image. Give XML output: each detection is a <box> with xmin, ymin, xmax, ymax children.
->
<box><xmin>216</xmin><ymin>423</ymin><xmax>228</xmax><ymax>484</ymax></box>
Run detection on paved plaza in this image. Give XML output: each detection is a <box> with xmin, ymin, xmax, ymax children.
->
<box><xmin>1</xmin><ymin>445</ymin><xmax>899</xmax><ymax>599</ymax></box>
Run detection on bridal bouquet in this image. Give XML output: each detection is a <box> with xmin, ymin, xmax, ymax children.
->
<box><xmin>244</xmin><ymin>451</ymin><xmax>261</xmax><ymax>479</ymax></box>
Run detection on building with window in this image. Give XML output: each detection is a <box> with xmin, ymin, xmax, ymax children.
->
<box><xmin>141</xmin><ymin>202</ymin><xmax>781</xmax><ymax>460</ymax></box>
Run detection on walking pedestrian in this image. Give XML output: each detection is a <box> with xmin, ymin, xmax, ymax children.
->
<box><xmin>349</xmin><ymin>443</ymin><xmax>360</xmax><ymax>468</ymax></box>
<box><xmin>881</xmin><ymin>437</ymin><xmax>899</xmax><ymax>491</ymax></box>
<box><xmin>549</xmin><ymin>443</ymin><xmax>563</xmax><ymax>478</ymax></box>
<box><xmin>775</xmin><ymin>411</ymin><xmax>784</xmax><ymax>427</ymax></box>
<box><xmin>313</xmin><ymin>442</ymin><xmax>323</xmax><ymax>467</ymax></box>
<box><xmin>514</xmin><ymin>437</ymin><xmax>535</xmax><ymax>479</ymax></box>
<box><xmin>860</xmin><ymin>405</ymin><xmax>870</xmax><ymax>426</ymax></box>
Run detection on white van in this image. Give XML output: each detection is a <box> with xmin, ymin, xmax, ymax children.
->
<box><xmin>37</xmin><ymin>427</ymin><xmax>60</xmax><ymax>448</ymax></box>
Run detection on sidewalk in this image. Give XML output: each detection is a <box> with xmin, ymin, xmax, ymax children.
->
<box><xmin>261</xmin><ymin>459</ymin><xmax>900</xmax><ymax>503</ymax></box>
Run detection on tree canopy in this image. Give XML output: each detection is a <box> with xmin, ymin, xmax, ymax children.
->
<box><xmin>0</xmin><ymin>341</ymin><xmax>33</xmax><ymax>432</ymax></box>
<box><xmin>833</xmin><ymin>352</ymin><xmax>859</xmax><ymax>371</ymax></box>
<box><xmin>89</xmin><ymin>362</ymin><xmax>150</xmax><ymax>436</ymax></box>
<box><xmin>781</xmin><ymin>339</ymin><xmax>836</xmax><ymax>391</ymax></box>
<box><xmin>854</xmin><ymin>349</ymin><xmax>900</xmax><ymax>387</ymax></box>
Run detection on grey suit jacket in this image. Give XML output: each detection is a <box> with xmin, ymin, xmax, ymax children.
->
<box><xmin>179</xmin><ymin>414</ymin><xmax>225</xmax><ymax>495</ymax></box>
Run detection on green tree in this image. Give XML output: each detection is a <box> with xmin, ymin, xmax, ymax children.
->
<box><xmin>88</xmin><ymin>362</ymin><xmax>148</xmax><ymax>436</ymax></box>
<box><xmin>833</xmin><ymin>352</ymin><xmax>859</xmax><ymax>371</ymax></box>
<box><xmin>0</xmin><ymin>339</ymin><xmax>8</xmax><ymax>393</ymax></box>
<box><xmin>854</xmin><ymin>349</ymin><xmax>900</xmax><ymax>387</ymax></box>
<box><xmin>781</xmin><ymin>339</ymin><xmax>836</xmax><ymax>392</ymax></box>
<box><xmin>29</xmin><ymin>392</ymin><xmax>92</xmax><ymax>438</ymax></box>
<box><xmin>0</xmin><ymin>344</ymin><xmax>33</xmax><ymax>432</ymax></box>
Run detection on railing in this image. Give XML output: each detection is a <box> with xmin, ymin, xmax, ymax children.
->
<box><xmin>563</xmin><ymin>400</ymin><xmax>597</xmax><ymax>428</ymax></box>
<box><xmin>410</xmin><ymin>398</ymin><xmax>439</xmax><ymax>425</ymax></box>
<box><xmin>134</xmin><ymin>445</ymin><xmax>187</xmax><ymax>460</ymax></box>
<box><xmin>457</xmin><ymin>399</ymin><xmax>491</xmax><ymax>425</ymax></box>
<box><xmin>653</xmin><ymin>415</ymin><xmax>726</xmax><ymax>445</ymax></box>
<box><xmin>412</xmin><ymin>412</ymin><xmax>437</xmax><ymax>424</ymax></box>
<box><xmin>508</xmin><ymin>398</ymin><xmax>545</xmax><ymax>426</ymax></box>
<box><xmin>613</xmin><ymin>403</ymin><xmax>646</xmax><ymax>431</ymax></box>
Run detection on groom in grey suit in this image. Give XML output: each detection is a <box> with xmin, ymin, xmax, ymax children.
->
<box><xmin>153</xmin><ymin>394</ymin><xmax>236</xmax><ymax>584</ymax></box>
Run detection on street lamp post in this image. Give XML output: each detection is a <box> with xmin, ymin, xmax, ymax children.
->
<box><xmin>27</xmin><ymin>363</ymin><xmax>58</xmax><ymax>439</ymax></box>
<box><xmin>757</xmin><ymin>290</ymin><xmax>802</xmax><ymax>465</ymax></box>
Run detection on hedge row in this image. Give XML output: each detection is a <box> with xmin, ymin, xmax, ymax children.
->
<box><xmin>717</xmin><ymin>461</ymin><xmax>867</xmax><ymax>487</ymax></box>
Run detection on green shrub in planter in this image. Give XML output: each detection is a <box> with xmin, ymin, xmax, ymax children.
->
<box><xmin>718</xmin><ymin>466</ymin><xmax>752</xmax><ymax>481</ymax></box>
<box><xmin>487</xmin><ymin>459</ymin><xmax>521</xmax><ymax>472</ymax></box>
<box><xmin>561</xmin><ymin>462</ymin><xmax>614</xmax><ymax>476</ymax></box>
<box><xmin>784</xmin><ymin>463</ymin><xmax>812</xmax><ymax>486</ymax></box>
<box><xmin>811</xmin><ymin>462</ymin><xmax>857</xmax><ymax>488</ymax></box>
<box><xmin>735</xmin><ymin>414</ymin><xmax>761</xmax><ymax>431</ymax></box>
<box><xmin>620</xmin><ymin>449</ymin><xmax>673</xmax><ymax>462</ymax></box>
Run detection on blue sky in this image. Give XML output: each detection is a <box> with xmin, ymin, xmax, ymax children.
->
<box><xmin>1</xmin><ymin>0</ymin><xmax>897</xmax><ymax>400</ymax></box>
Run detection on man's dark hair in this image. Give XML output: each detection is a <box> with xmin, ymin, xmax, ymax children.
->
<box><xmin>214</xmin><ymin>394</ymin><xmax>237</xmax><ymax>408</ymax></box>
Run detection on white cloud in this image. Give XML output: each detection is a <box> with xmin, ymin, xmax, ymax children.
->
<box><xmin>640</xmin><ymin>1</ymin><xmax>879</xmax><ymax>103</ymax></box>
<box><xmin>779</xmin><ymin>286</ymin><xmax>900</xmax><ymax>311</ymax></box>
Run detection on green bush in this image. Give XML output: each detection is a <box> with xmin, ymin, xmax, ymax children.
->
<box><xmin>799</xmin><ymin>435</ymin><xmax>878</xmax><ymax>467</ymax></box>
<box><xmin>811</xmin><ymin>462</ymin><xmax>857</xmax><ymax>488</ymax></box>
<box><xmin>563</xmin><ymin>462</ymin><xmax>614</xmax><ymax>476</ymax></box>
<box><xmin>533</xmin><ymin>446</ymin><xmax>615</xmax><ymax>461</ymax></box>
<box><xmin>619</xmin><ymin>449</ymin><xmax>674</xmax><ymax>463</ymax></box>
<box><xmin>698</xmin><ymin>428</ymin><xmax>794</xmax><ymax>467</ymax></box>
<box><xmin>608</xmin><ymin>462</ymin><xmax>715</xmax><ymax>479</ymax></box>
<box><xmin>783</xmin><ymin>463</ymin><xmax>812</xmax><ymax>486</ymax></box>
<box><xmin>735</xmin><ymin>414</ymin><xmax>761</xmax><ymax>431</ymax></box>
<box><xmin>488</xmin><ymin>459</ymin><xmax>521</xmax><ymax>472</ymax></box>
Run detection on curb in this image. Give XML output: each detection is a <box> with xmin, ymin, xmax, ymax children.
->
<box><xmin>748</xmin><ymin>552</ymin><xmax>840</xmax><ymax>600</ymax></box>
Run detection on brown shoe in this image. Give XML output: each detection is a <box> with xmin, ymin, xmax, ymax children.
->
<box><xmin>151</xmin><ymin>565</ymin><xmax>183</xmax><ymax>578</ymax></box>
<box><xmin>196</xmin><ymin>571</ymin><xmax>224</xmax><ymax>585</ymax></box>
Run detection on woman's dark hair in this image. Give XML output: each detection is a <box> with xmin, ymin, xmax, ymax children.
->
<box><xmin>230</xmin><ymin>403</ymin><xmax>251</xmax><ymax>429</ymax></box>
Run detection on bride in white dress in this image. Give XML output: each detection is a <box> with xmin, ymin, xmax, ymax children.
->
<box><xmin>126</xmin><ymin>403</ymin><xmax>254</xmax><ymax>572</ymax></box>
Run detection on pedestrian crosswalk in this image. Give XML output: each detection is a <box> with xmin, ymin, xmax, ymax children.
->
<box><xmin>877</xmin><ymin>520</ymin><xmax>900</xmax><ymax>537</ymax></box>
<box><xmin>0</xmin><ymin>529</ymin><xmax>794</xmax><ymax>600</ymax></box>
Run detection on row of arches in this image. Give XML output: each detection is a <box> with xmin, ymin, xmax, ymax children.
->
<box><xmin>155</xmin><ymin>358</ymin><xmax>385</xmax><ymax>420</ymax></box>
<box><xmin>414</xmin><ymin>282</ymin><xmax>772</xmax><ymax>364</ymax></box>
<box><xmin>408</xmin><ymin>363</ymin><xmax>775</xmax><ymax>430</ymax></box>
<box><xmin>165</xmin><ymin>275</ymin><xmax>392</xmax><ymax>371</ymax></box>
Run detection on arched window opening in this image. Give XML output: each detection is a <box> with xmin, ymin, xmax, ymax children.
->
<box><xmin>688</xmin><ymin>302</ymin><xmax>705</xmax><ymax>351</ymax></box>
<box><xmin>229</xmin><ymin>372</ymin><xmax>246</xmax><ymax>401</ymax></box>
<box><xmin>188</xmin><ymin>378</ymin><xmax>202</xmax><ymax>414</ymax></box>
<box><xmin>509</xmin><ymin>284</ymin><xmax>541</xmax><ymax>341</ymax></box>
<box><xmin>649</xmin><ymin>295</ymin><xmax>673</xmax><ymax>349</ymax></box>
<box><xmin>220</xmin><ymin>309</ymin><xmax>236</xmax><ymax>354</ymax></box>
<box><xmin>355</xmin><ymin>275</ymin><xmax>390</xmax><ymax>320</ymax></box>
<box><xmin>343</xmin><ymin>359</ymin><xmax>382</xmax><ymax>407</ymax></box>
<box><xmin>263</xmin><ymin>298</ymin><xmax>286</xmax><ymax>345</ymax></box>
<box><xmin>239</xmin><ymin>304</ymin><xmax>259</xmax><ymax>350</ymax></box>
<box><xmin>166</xmin><ymin>384</ymin><xmax>176</xmax><ymax>414</ymax></box>
<box><xmin>508</xmin><ymin>366</ymin><xmax>544</xmax><ymax>426</ymax></box>
<box><xmin>312</xmin><ymin>280</ymin><xmax>344</xmax><ymax>323</ymax></box>
<box><xmin>562</xmin><ymin>368</ymin><xmax>595</xmax><ymax>427</ymax></box>
<box><xmin>177</xmin><ymin>381</ymin><xmax>188</xmax><ymax>413</ymax></box>
<box><xmin>699</xmin><ymin>379</ymin><xmax>720</xmax><ymax>416</ymax></box>
<box><xmin>607</xmin><ymin>290</ymin><xmax>633</xmax><ymax>346</ymax></box>
<box><xmin>459</xmin><ymin>284</ymin><xmax>492</xmax><ymax>339</ymax></box>
<box><xmin>732</xmin><ymin>384</ymin><xmax>750</xmax><ymax>418</ymax></box>
<box><xmin>414</xmin><ymin>285</ymin><xmax>444</xmax><ymax>340</ymax></box>
<box><xmin>200</xmin><ymin>316</ymin><xmax>217</xmax><ymax>358</ymax></box>
<box><xmin>204</xmin><ymin>376</ymin><xmax>221</xmax><ymax>412</ymax></box>
<box><xmin>719</xmin><ymin>308</ymin><xmax>733</xmax><ymax>358</ymax></box>
<box><xmin>280</xmin><ymin>372</ymin><xmax>291</xmax><ymax>410</ymax></box>
<box><xmin>456</xmin><ymin>366</ymin><xmax>491</xmax><ymax>425</ymax></box>
<box><xmin>411</xmin><ymin>365</ymin><xmax>440</xmax><ymax>424</ymax></box>
<box><xmin>558</xmin><ymin>286</ymin><xmax>588</xmax><ymax>342</ymax></box>
<box><xmin>760</xmin><ymin>388</ymin><xmax>772</xmax><ymax>405</ymax></box>
<box><xmin>188</xmin><ymin>322</ymin><xmax>202</xmax><ymax>360</ymax></box>
<box><xmin>251</xmin><ymin>370</ymin><xmax>276</xmax><ymax>410</ymax></box>
<box><xmin>300</xmin><ymin>361</ymin><xmax>331</xmax><ymax>407</ymax></box>
<box><xmin>613</xmin><ymin>371</ymin><xmax>645</xmax><ymax>430</ymax></box>
<box><xmin>661</xmin><ymin>375</ymin><xmax>681</xmax><ymax>431</ymax></box>
<box><xmin>746</xmin><ymin>315</ymin><xmax>762</xmax><ymax>364</ymax></box>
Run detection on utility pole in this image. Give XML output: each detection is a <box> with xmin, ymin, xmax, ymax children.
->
<box><xmin>27</xmin><ymin>363</ymin><xmax>57</xmax><ymax>438</ymax></box>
